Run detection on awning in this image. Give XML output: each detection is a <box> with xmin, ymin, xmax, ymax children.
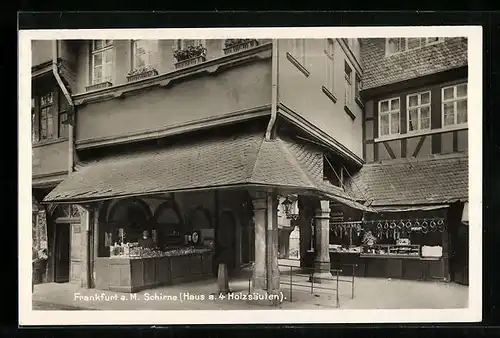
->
<box><xmin>461</xmin><ymin>201</ymin><xmax>469</xmax><ymax>224</ymax></box>
<box><xmin>43</xmin><ymin>132</ymin><xmax>373</xmax><ymax>213</ymax></box>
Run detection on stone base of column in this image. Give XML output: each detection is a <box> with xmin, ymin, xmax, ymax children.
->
<box><xmin>309</xmin><ymin>261</ymin><xmax>332</xmax><ymax>284</ymax></box>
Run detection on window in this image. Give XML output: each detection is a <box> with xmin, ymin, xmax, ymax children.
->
<box><xmin>59</xmin><ymin>112</ymin><xmax>69</xmax><ymax>138</ymax></box>
<box><xmin>132</xmin><ymin>40</ymin><xmax>159</xmax><ymax>70</ymax></box>
<box><xmin>291</xmin><ymin>39</ymin><xmax>307</xmax><ymax>65</ymax></box>
<box><xmin>407</xmin><ymin>91</ymin><xmax>431</xmax><ymax>132</ymax></box>
<box><xmin>39</xmin><ymin>92</ymin><xmax>55</xmax><ymax>141</ymax></box>
<box><xmin>344</xmin><ymin>61</ymin><xmax>353</xmax><ymax>108</ymax></box>
<box><xmin>386</xmin><ymin>38</ymin><xmax>405</xmax><ymax>55</ymax></box>
<box><xmin>442</xmin><ymin>83</ymin><xmax>468</xmax><ymax>126</ymax></box>
<box><xmin>386</xmin><ymin>37</ymin><xmax>445</xmax><ymax>56</ymax></box>
<box><xmin>91</xmin><ymin>40</ymin><xmax>114</xmax><ymax>85</ymax></box>
<box><xmin>355</xmin><ymin>73</ymin><xmax>362</xmax><ymax>102</ymax></box>
<box><xmin>31</xmin><ymin>97</ymin><xmax>37</xmax><ymax>143</ymax></box>
<box><xmin>176</xmin><ymin>39</ymin><xmax>204</xmax><ymax>50</ymax></box>
<box><xmin>378</xmin><ymin>97</ymin><xmax>400</xmax><ymax>137</ymax></box>
<box><xmin>325</xmin><ymin>39</ymin><xmax>335</xmax><ymax>93</ymax></box>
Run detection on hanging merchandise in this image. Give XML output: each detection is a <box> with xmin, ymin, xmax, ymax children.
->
<box><xmin>384</xmin><ymin>222</ymin><xmax>389</xmax><ymax>230</ymax></box>
<box><xmin>430</xmin><ymin>220</ymin><xmax>437</xmax><ymax>231</ymax></box>
<box><xmin>405</xmin><ymin>221</ymin><xmax>412</xmax><ymax>230</ymax></box>
<box><xmin>390</xmin><ymin>222</ymin><xmax>397</xmax><ymax>229</ymax></box>
<box><xmin>421</xmin><ymin>220</ymin><xmax>429</xmax><ymax>234</ymax></box>
<box><xmin>437</xmin><ymin>219</ymin><xmax>445</xmax><ymax>232</ymax></box>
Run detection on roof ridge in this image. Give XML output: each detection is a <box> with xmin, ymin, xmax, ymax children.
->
<box><xmin>272</xmin><ymin>137</ymin><xmax>318</xmax><ymax>189</ymax></box>
<box><xmin>247</xmin><ymin>135</ymin><xmax>266</xmax><ymax>182</ymax></box>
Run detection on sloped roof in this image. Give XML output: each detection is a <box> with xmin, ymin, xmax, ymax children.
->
<box><xmin>345</xmin><ymin>153</ymin><xmax>469</xmax><ymax>206</ymax></box>
<box><xmin>43</xmin><ymin>132</ymin><xmax>373</xmax><ymax>212</ymax></box>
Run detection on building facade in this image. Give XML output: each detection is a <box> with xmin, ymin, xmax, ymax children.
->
<box><xmin>31</xmin><ymin>37</ymin><xmax>469</xmax><ymax>294</ymax></box>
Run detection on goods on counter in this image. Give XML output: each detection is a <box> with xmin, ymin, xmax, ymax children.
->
<box><xmin>111</xmin><ymin>242</ymin><xmax>213</xmax><ymax>259</ymax></box>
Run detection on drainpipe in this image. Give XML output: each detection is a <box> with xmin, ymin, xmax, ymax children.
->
<box><xmin>52</xmin><ymin>40</ymin><xmax>75</xmax><ymax>174</ymax></box>
<box><xmin>265</xmin><ymin>39</ymin><xmax>279</xmax><ymax>141</ymax></box>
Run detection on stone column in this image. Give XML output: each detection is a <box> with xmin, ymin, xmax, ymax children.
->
<box><xmin>314</xmin><ymin>200</ymin><xmax>331</xmax><ymax>282</ymax></box>
<box><xmin>251</xmin><ymin>191</ymin><xmax>268</xmax><ymax>290</ymax></box>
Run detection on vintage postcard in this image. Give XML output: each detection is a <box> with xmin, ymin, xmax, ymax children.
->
<box><xmin>19</xmin><ymin>26</ymin><xmax>482</xmax><ymax>325</ymax></box>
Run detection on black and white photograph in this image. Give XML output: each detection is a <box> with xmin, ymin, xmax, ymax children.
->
<box><xmin>19</xmin><ymin>26</ymin><xmax>482</xmax><ymax>325</ymax></box>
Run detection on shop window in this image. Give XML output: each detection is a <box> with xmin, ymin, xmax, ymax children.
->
<box><xmin>91</xmin><ymin>40</ymin><xmax>114</xmax><ymax>85</ymax></box>
<box><xmin>378</xmin><ymin>97</ymin><xmax>400</xmax><ymax>137</ymax></box>
<box><xmin>442</xmin><ymin>83</ymin><xmax>468</xmax><ymax>127</ymax></box>
<box><xmin>407</xmin><ymin>91</ymin><xmax>431</xmax><ymax>132</ymax></box>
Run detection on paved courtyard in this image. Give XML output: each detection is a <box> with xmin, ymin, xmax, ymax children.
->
<box><xmin>31</xmin><ymin>264</ymin><xmax>468</xmax><ymax>311</ymax></box>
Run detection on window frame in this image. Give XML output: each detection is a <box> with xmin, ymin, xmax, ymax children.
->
<box><xmin>355</xmin><ymin>73</ymin><xmax>362</xmax><ymax>101</ymax></box>
<box><xmin>291</xmin><ymin>39</ymin><xmax>307</xmax><ymax>66</ymax></box>
<box><xmin>378</xmin><ymin>96</ymin><xmax>401</xmax><ymax>137</ymax></box>
<box><xmin>39</xmin><ymin>91</ymin><xmax>55</xmax><ymax>141</ymax></box>
<box><xmin>406</xmin><ymin>90</ymin><xmax>432</xmax><ymax>133</ymax></box>
<box><xmin>176</xmin><ymin>39</ymin><xmax>205</xmax><ymax>50</ymax></box>
<box><xmin>344</xmin><ymin>61</ymin><xmax>353</xmax><ymax>109</ymax></box>
<box><xmin>441</xmin><ymin>83</ymin><xmax>468</xmax><ymax>127</ymax></box>
<box><xmin>386</xmin><ymin>37</ymin><xmax>445</xmax><ymax>56</ymax></box>
<box><xmin>131</xmin><ymin>39</ymin><xmax>159</xmax><ymax>71</ymax></box>
<box><xmin>90</xmin><ymin>40</ymin><xmax>114</xmax><ymax>85</ymax></box>
<box><xmin>324</xmin><ymin>39</ymin><xmax>335</xmax><ymax>94</ymax></box>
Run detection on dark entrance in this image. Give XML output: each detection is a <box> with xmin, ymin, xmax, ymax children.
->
<box><xmin>214</xmin><ymin>211</ymin><xmax>237</xmax><ymax>276</ymax></box>
<box><xmin>241</xmin><ymin>218</ymin><xmax>254</xmax><ymax>265</ymax></box>
<box><xmin>450</xmin><ymin>223</ymin><xmax>469</xmax><ymax>285</ymax></box>
<box><xmin>54</xmin><ymin>223</ymin><xmax>70</xmax><ymax>283</ymax></box>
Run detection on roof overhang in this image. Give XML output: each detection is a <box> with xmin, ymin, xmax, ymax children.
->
<box><xmin>42</xmin><ymin>132</ymin><xmax>373</xmax><ymax>213</ymax></box>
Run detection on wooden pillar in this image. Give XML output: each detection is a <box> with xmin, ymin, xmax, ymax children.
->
<box><xmin>266</xmin><ymin>191</ymin><xmax>279</xmax><ymax>293</ymax></box>
<box><xmin>314</xmin><ymin>200</ymin><xmax>331</xmax><ymax>281</ymax></box>
<box><xmin>251</xmin><ymin>191</ymin><xmax>267</xmax><ymax>290</ymax></box>
<box><xmin>298</xmin><ymin>197</ymin><xmax>313</xmax><ymax>268</ymax></box>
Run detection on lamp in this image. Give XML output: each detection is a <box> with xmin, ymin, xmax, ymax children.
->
<box><xmin>281</xmin><ymin>196</ymin><xmax>299</xmax><ymax>220</ymax></box>
<box><xmin>281</xmin><ymin>197</ymin><xmax>293</xmax><ymax>218</ymax></box>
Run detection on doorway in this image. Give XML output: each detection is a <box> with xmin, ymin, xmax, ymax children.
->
<box><xmin>450</xmin><ymin>223</ymin><xmax>469</xmax><ymax>285</ymax></box>
<box><xmin>54</xmin><ymin>223</ymin><xmax>70</xmax><ymax>283</ymax></box>
<box><xmin>214</xmin><ymin>211</ymin><xmax>237</xmax><ymax>275</ymax></box>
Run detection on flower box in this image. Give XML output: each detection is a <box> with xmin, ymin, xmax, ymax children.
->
<box><xmin>174</xmin><ymin>45</ymin><xmax>207</xmax><ymax>62</ymax></box>
<box><xmin>174</xmin><ymin>55</ymin><xmax>206</xmax><ymax>69</ymax></box>
<box><xmin>85</xmin><ymin>81</ymin><xmax>113</xmax><ymax>92</ymax></box>
<box><xmin>223</xmin><ymin>39</ymin><xmax>259</xmax><ymax>54</ymax></box>
<box><xmin>126</xmin><ymin>67</ymin><xmax>159</xmax><ymax>82</ymax></box>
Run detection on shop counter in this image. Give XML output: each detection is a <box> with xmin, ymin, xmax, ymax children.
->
<box><xmin>95</xmin><ymin>250</ymin><xmax>214</xmax><ymax>293</ymax></box>
<box><xmin>304</xmin><ymin>249</ymin><xmax>446</xmax><ymax>281</ymax></box>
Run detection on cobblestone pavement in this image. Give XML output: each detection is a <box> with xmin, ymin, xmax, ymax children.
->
<box><xmin>31</xmin><ymin>266</ymin><xmax>468</xmax><ymax>311</ymax></box>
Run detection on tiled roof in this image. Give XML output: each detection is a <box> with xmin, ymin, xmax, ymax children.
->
<box><xmin>345</xmin><ymin>153</ymin><xmax>469</xmax><ymax>206</ymax></box>
<box><xmin>44</xmin><ymin>132</ymin><xmax>372</xmax><ymax>211</ymax></box>
<box><xmin>360</xmin><ymin>38</ymin><xmax>468</xmax><ymax>90</ymax></box>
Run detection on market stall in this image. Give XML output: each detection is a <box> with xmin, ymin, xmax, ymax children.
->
<box><xmin>322</xmin><ymin>205</ymin><xmax>451</xmax><ymax>281</ymax></box>
<box><xmin>94</xmin><ymin>199</ymin><xmax>215</xmax><ymax>293</ymax></box>
<box><xmin>95</xmin><ymin>227</ymin><xmax>215</xmax><ymax>293</ymax></box>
